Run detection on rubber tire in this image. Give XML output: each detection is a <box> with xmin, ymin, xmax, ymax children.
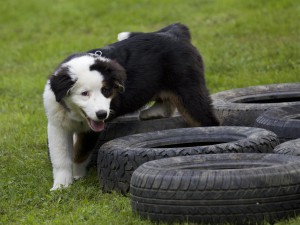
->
<box><xmin>255</xmin><ymin>105</ymin><xmax>300</xmax><ymax>143</ymax></box>
<box><xmin>274</xmin><ymin>138</ymin><xmax>300</xmax><ymax>156</ymax></box>
<box><xmin>98</xmin><ymin>127</ymin><xmax>279</xmax><ymax>194</ymax></box>
<box><xmin>212</xmin><ymin>83</ymin><xmax>300</xmax><ymax>126</ymax></box>
<box><xmin>130</xmin><ymin>153</ymin><xmax>300</xmax><ymax>225</ymax></box>
<box><xmin>90</xmin><ymin>112</ymin><xmax>188</xmax><ymax>165</ymax></box>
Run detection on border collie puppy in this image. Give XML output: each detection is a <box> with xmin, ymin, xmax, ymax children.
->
<box><xmin>43</xmin><ymin>23</ymin><xmax>219</xmax><ymax>190</ymax></box>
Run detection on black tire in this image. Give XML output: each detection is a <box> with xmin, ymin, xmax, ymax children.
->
<box><xmin>130</xmin><ymin>153</ymin><xmax>300</xmax><ymax>225</ymax></box>
<box><xmin>90</xmin><ymin>112</ymin><xmax>188</xmax><ymax>165</ymax></box>
<box><xmin>255</xmin><ymin>105</ymin><xmax>300</xmax><ymax>143</ymax></box>
<box><xmin>98</xmin><ymin>127</ymin><xmax>279</xmax><ymax>194</ymax></box>
<box><xmin>212</xmin><ymin>83</ymin><xmax>300</xmax><ymax>126</ymax></box>
<box><xmin>274</xmin><ymin>138</ymin><xmax>300</xmax><ymax>156</ymax></box>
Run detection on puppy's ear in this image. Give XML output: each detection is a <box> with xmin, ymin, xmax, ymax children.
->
<box><xmin>110</xmin><ymin>60</ymin><xmax>127</xmax><ymax>93</ymax></box>
<box><xmin>90</xmin><ymin>59</ymin><xmax>127</xmax><ymax>93</ymax></box>
<box><xmin>49</xmin><ymin>67</ymin><xmax>76</xmax><ymax>102</ymax></box>
<box><xmin>107</xmin><ymin>61</ymin><xmax>127</xmax><ymax>94</ymax></box>
<box><xmin>113</xmin><ymin>80</ymin><xmax>125</xmax><ymax>93</ymax></box>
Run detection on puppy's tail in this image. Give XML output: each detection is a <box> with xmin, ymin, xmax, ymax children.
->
<box><xmin>117</xmin><ymin>31</ymin><xmax>144</xmax><ymax>41</ymax></box>
<box><xmin>157</xmin><ymin>23</ymin><xmax>191</xmax><ymax>41</ymax></box>
<box><xmin>117</xmin><ymin>23</ymin><xmax>191</xmax><ymax>42</ymax></box>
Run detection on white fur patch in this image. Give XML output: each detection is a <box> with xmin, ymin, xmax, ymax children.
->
<box><xmin>117</xmin><ymin>32</ymin><xmax>131</xmax><ymax>41</ymax></box>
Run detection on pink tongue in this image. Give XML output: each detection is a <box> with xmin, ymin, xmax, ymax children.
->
<box><xmin>88</xmin><ymin>119</ymin><xmax>105</xmax><ymax>132</ymax></box>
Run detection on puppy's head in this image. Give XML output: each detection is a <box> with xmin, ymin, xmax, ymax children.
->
<box><xmin>49</xmin><ymin>54</ymin><xmax>126</xmax><ymax>132</ymax></box>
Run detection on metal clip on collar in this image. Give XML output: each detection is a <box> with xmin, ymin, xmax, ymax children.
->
<box><xmin>89</xmin><ymin>50</ymin><xmax>102</xmax><ymax>58</ymax></box>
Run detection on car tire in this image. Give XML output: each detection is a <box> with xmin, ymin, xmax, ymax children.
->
<box><xmin>274</xmin><ymin>138</ymin><xmax>300</xmax><ymax>156</ymax></box>
<box><xmin>89</xmin><ymin>112</ymin><xmax>188</xmax><ymax>165</ymax></box>
<box><xmin>212</xmin><ymin>83</ymin><xmax>300</xmax><ymax>126</ymax></box>
<box><xmin>255</xmin><ymin>105</ymin><xmax>300</xmax><ymax>142</ymax></box>
<box><xmin>130</xmin><ymin>153</ymin><xmax>300</xmax><ymax>224</ymax></box>
<box><xmin>98</xmin><ymin>127</ymin><xmax>279</xmax><ymax>194</ymax></box>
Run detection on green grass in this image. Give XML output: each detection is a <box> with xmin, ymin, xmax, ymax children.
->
<box><xmin>0</xmin><ymin>0</ymin><xmax>299</xmax><ymax>224</ymax></box>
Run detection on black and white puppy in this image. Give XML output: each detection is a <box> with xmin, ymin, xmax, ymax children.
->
<box><xmin>43</xmin><ymin>23</ymin><xmax>219</xmax><ymax>190</ymax></box>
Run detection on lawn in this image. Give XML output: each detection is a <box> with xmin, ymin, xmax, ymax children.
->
<box><xmin>0</xmin><ymin>0</ymin><xmax>299</xmax><ymax>224</ymax></box>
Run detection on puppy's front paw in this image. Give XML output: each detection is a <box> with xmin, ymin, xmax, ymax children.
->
<box><xmin>117</xmin><ymin>32</ymin><xmax>130</xmax><ymax>41</ymax></box>
<box><xmin>50</xmin><ymin>170</ymin><xmax>73</xmax><ymax>191</ymax></box>
<box><xmin>73</xmin><ymin>163</ymin><xmax>87</xmax><ymax>180</ymax></box>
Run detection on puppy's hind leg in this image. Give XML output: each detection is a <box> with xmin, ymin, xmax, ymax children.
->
<box><xmin>139</xmin><ymin>99</ymin><xmax>176</xmax><ymax>120</ymax></box>
<box><xmin>170</xmin><ymin>87</ymin><xmax>219</xmax><ymax>127</ymax></box>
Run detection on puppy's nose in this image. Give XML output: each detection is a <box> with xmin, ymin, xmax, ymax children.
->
<box><xmin>96</xmin><ymin>110</ymin><xmax>108</xmax><ymax>120</ymax></box>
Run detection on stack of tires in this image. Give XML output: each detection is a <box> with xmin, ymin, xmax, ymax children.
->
<box><xmin>96</xmin><ymin>83</ymin><xmax>300</xmax><ymax>225</ymax></box>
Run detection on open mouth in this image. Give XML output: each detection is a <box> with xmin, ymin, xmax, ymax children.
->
<box><xmin>87</xmin><ymin>118</ymin><xmax>105</xmax><ymax>132</ymax></box>
<box><xmin>80</xmin><ymin>109</ymin><xmax>105</xmax><ymax>132</ymax></box>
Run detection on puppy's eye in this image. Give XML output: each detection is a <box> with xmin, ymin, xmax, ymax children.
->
<box><xmin>101</xmin><ymin>87</ymin><xmax>112</xmax><ymax>98</ymax></box>
<box><xmin>81</xmin><ymin>91</ymin><xmax>89</xmax><ymax>96</ymax></box>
